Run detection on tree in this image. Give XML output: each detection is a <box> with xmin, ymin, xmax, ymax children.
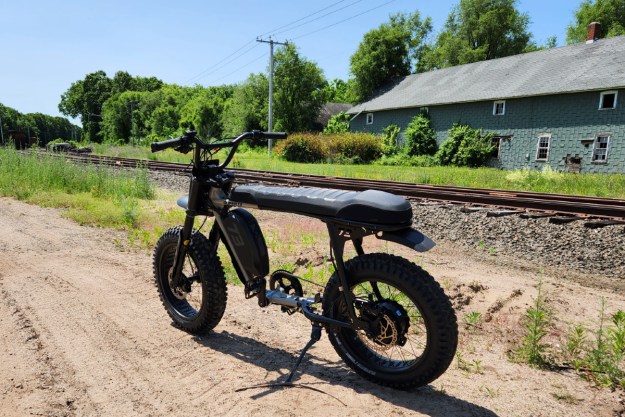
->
<box><xmin>418</xmin><ymin>0</ymin><xmax>533</xmax><ymax>71</ymax></box>
<box><xmin>59</xmin><ymin>71</ymin><xmax>163</xmax><ymax>143</ymax></box>
<box><xmin>350</xmin><ymin>11</ymin><xmax>432</xmax><ymax>102</ymax></box>
<box><xmin>179</xmin><ymin>86</ymin><xmax>234</xmax><ymax>139</ymax></box>
<box><xmin>59</xmin><ymin>71</ymin><xmax>112</xmax><ymax>142</ymax></box>
<box><xmin>322</xmin><ymin>78</ymin><xmax>358</xmax><ymax>104</ymax></box>
<box><xmin>273</xmin><ymin>43</ymin><xmax>327</xmax><ymax>132</ymax></box>
<box><xmin>222</xmin><ymin>74</ymin><xmax>269</xmax><ymax>136</ymax></box>
<box><xmin>566</xmin><ymin>0</ymin><xmax>625</xmax><ymax>43</ymax></box>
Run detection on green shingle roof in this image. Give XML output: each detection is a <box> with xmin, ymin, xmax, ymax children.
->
<box><xmin>347</xmin><ymin>36</ymin><xmax>625</xmax><ymax>114</ymax></box>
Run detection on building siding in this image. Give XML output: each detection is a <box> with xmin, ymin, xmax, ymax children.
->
<box><xmin>350</xmin><ymin>89</ymin><xmax>624</xmax><ymax>174</ymax></box>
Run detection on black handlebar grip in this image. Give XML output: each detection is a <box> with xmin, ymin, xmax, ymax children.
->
<box><xmin>263</xmin><ymin>132</ymin><xmax>288</xmax><ymax>140</ymax></box>
<box><xmin>151</xmin><ymin>137</ymin><xmax>182</xmax><ymax>153</ymax></box>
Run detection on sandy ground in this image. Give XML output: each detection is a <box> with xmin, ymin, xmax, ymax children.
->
<box><xmin>1</xmin><ymin>196</ymin><xmax>624</xmax><ymax>417</ymax></box>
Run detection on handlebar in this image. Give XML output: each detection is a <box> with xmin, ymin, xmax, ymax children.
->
<box><xmin>150</xmin><ymin>130</ymin><xmax>287</xmax><ymax>154</ymax></box>
<box><xmin>151</xmin><ymin>130</ymin><xmax>288</xmax><ymax>171</ymax></box>
<box><xmin>150</xmin><ymin>137</ymin><xmax>185</xmax><ymax>153</ymax></box>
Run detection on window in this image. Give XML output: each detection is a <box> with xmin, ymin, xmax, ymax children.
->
<box><xmin>535</xmin><ymin>134</ymin><xmax>551</xmax><ymax>161</ymax></box>
<box><xmin>592</xmin><ymin>134</ymin><xmax>611</xmax><ymax>162</ymax></box>
<box><xmin>493</xmin><ymin>100</ymin><xmax>506</xmax><ymax>115</ymax></box>
<box><xmin>366</xmin><ymin>113</ymin><xmax>373</xmax><ymax>125</ymax></box>
<box><xmin>599</xmin><ymin>91</ymin><xmax>618</xmax><ymax>110</ymax></box>
<box><xmin>491</xmin><ymin>136</ymin><xmax>511</xmax><ymax>159</ymax></box>
<box><xmin>419</xmin><ymin>107</ymin><xmax>429</xmax><ymax>114</ymax></box>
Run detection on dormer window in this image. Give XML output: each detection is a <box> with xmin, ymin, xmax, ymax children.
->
<box><xmin>493</xmin><ymin>100</ymin><xmax>505</xmax><ymax>115</ymax></box>
<box><xmin>599</xmin><ymin>91</ymin><xmax>617</xmax><ymax>110</ymax></box>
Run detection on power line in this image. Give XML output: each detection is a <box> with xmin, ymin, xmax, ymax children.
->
<box><xmin>184</xmin><ymin>42</ymin><xmax>259</xmax><ymax>85</ymax></box>
<box><xmin>205</xmin><ymin>52</ymin><xmax>269</xmax><ymax>85</ymax></box>
<box><xmin>184</xmin><ymin>0</ymin><xmax>364</xmax><ymax>86</ymax></box>
<box><xmin>262</xmin><ymin>0</ymin><xmax>364</xmax><ymax>38</ymax></box>
<box><xmin>292</xmin><ymin>0</ymin><xmax>396</xmax><ymax>41</ymax></box>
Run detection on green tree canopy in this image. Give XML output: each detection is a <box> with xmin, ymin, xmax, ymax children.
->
<box><xmin>566</xmin><ymin>0</ymin><xmax>625</xmax><ymax>43</ymax></box>
<box><xmin>1</xmin><ymin>103</ymin><xmax>80</xmax><ymax>145</ymax></box>
<box><xmin>59</xmin><ymin>71</ymin><xmax>163</xmax><ymax>142</ymax></box>
<box><xmin>418</xmin><ymin>0</ymin><xmax>533</xmax><ymax>71</ymax></box>
<box><xmin>350</xmin><ymin>11</ymin><xmax>432</xmax><ymax>102</ymax></box>
<box><xmin>322</xmin><ymin>78</ymin><xmax>358</xmax><ymax>104</ymax></box>
<box><xmin>273</xmin><ymin>43</ymin><xmax>327</xmax><ymax>132</ymax></box>
<box><xmin>222</xmin><ymin>73</ymin><xmax>269</xmax><ymax>136</ymax></box>
<box><xmin>180</xmin><ymin>86</ymin><xmax>234</xmax><ymax>139</ymax></box>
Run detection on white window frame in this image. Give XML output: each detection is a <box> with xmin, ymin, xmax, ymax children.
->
<box><xmin>599</xmin><ymin>91</ymin><xmax>618</xmax><ymax>110</ymax></box>
<box><xmin>366</xmin><ymin>113</ymin><xmax>373</xmax><ymax>125</ymax></box>
<box><xmin>535</xmin><ymin>134</ymin><xmax>551</xmax><ymax>161</ymax></box>
<box><xmin>493</xmin><ymin>100</ymin><xmax>506</xmax><ymax>115</ymax></box>
<box><xmin>592</xmin><ymin>133</ymin><xmax>611</xmax><ymax>163</ymax></box>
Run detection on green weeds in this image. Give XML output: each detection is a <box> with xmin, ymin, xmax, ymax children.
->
<box><xmin>514</xmin><ymin>280</ymin><xmax>551</xmax><ymax>367</ymax></box>
<box><xmin>513</xmin><ymin>279</ymin><xmax>625</xmax><ymax>390</ymax></box>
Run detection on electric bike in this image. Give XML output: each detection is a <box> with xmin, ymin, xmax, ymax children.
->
<box><xmin>151</xmin><ymin>130</ymin><xmax>458</xmax><ymax>389</ymax></box>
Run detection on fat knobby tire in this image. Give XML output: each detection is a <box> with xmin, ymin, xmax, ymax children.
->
<box><xmin>153</xmin><ymin>226</ymin><xmax>227</xmax><ymax>334</ymax></box>
<box><xmin>322</xmin><ymin>253</ymin><xmax>458</xmax><ymax>389</ymax></box>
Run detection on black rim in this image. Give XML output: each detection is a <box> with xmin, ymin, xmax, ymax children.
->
<box><xmin>160</xmin><ymin>243</ymin><xmax>204</xmax><ymax>321</ymax></box>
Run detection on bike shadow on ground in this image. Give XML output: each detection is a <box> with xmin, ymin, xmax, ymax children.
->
<box><xmin>192</xmin><ymin>329</ymin><xmax>499</xmax><ymax>417</ymax></box>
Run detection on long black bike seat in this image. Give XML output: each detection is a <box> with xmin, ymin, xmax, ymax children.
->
<box><xmin>229</xmin><ymin>185</ymin><xmax>413</xmax><ymax>227</ymax></box>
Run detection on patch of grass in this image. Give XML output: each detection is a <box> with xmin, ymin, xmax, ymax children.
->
<box><xmin>0</xmin><ymin>147</ymin><xmax>157</xmax><ymax>233</ymax></box>
<box><xmin>464</xmin><ymin>311</ymin><xmax>483</xmax><ymax>331</ymax></box>
<box><xmin>456</xmin><ymin>351</ymin><xmax>483</xmax><ymax>374</ymax></box>
<box><xmin>551</xmin><ymin>390</ymin><xmax>580</xmax><ymax>404</ymax></box>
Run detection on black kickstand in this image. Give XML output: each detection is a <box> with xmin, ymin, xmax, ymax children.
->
<box><xmin>234</xmin><ymin>325</ymin><xmax>346</xmax><ymax>406</ymax></box>
<box><xmin>284</xmin><ymin>324</ymin><xmax>322</xmax><ymax>384</ymax></box>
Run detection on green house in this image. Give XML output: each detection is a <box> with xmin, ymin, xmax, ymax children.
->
<box><xmin>348</xmin><ymin>32</ymin><xmax>625</xmax><ymax>174</ymax></box>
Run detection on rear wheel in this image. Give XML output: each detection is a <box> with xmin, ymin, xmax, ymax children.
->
<box><xmin>322</xmin><ymin>253</ymin><xmax>457</xmax><ymax>389</ymax></box>
<box><xmin>153</xmin><ymin>226</ymin><xmax>227</xmax><ymax>334</ymax></box>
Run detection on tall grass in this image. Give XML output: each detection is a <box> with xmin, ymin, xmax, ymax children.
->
<box><xmin>0</xmin><ymin>147</ymin><xmax>154</xmax><ymax>228</ymax></box>
<box><xmin>0</xmin><ymin>148</ymin><xmax>153</xmax><ymax>200</ymax></box>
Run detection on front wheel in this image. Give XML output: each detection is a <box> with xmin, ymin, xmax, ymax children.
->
<box><xmin>322</xmin><ymin>253</ymin><xmax>458</xmax><ymax>389</ymax></box>
<box><xmin>153</xmin><ymin>226</ymin><xmax>227</xmax><ymax>334</ymax></box>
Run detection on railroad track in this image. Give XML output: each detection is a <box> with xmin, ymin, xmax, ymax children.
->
<box><xmin>35</xmin><ymin>151</ymin><xmax>625</xmax><ymax>221</ymax></box>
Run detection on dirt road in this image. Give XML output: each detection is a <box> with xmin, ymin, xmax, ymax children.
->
<box><xmin>0</xmin><ymin>197</ymin><xmax>623</xmax><ymax>416</ymax></box>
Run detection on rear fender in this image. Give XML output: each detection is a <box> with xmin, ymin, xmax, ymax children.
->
<box><xmin>377</xmin><ymin>228</ymin><xmax>435</xmax><ymax>252</ymax></box>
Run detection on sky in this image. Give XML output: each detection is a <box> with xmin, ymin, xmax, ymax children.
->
<box><xmin>0</xmin><ymin>0</ymin><xmax>579</xmax><ymax>123</ymax></box>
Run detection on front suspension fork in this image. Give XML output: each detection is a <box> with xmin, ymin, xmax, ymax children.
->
<box><xmin>170</xmin><ymin>178</ymin><xmax>202</xmax><ymax>288</ymax></box>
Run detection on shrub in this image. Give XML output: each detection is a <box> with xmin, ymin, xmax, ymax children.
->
<box><xmin>275</xmin><ymin>133</ymin><xmax>326</xmax><ymax>163</ymax></box>
<box><xmin>326</xmin><ymin>133</ymin><xmax>382</xmax><ymax>164</ymax></box>
<box><xmin>382</xmin><ymin>124</ymin><xmax>401</xmax><ymax>156</ymax></box>
<box><xmin>437</xmin><ymin>124</ymin><xmax>494</xmax><ymax>167</ymax></box>
<box><xmin>404</xmin><ymin>113</ymin><xmax>437</xmax><ymax>156</ymax></box>
<box><xmin>323</xmin><ymin>112</ymin><xmax>350</xmax><ymax>135</ymax></box>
